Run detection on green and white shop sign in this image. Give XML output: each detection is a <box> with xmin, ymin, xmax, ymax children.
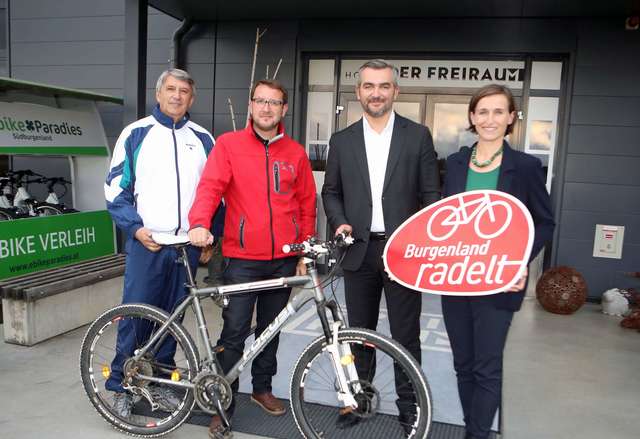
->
<box><xmin>0</xmin><ymin>211</ymin><xmax>116</xmax><ymax>280</ymax></box>
<box><xmin>0</xmin><ymin>101</ymin><xmax>108</xmax><ymax>156</ymax></box>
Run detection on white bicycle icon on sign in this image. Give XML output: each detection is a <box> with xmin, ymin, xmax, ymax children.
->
<box><xmin>427</xmin><ymin>192</ymin><xmax>513</xmax><ymax>242</ymax></box>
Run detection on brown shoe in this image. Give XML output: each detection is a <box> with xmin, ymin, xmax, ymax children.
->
<box><xmin>250</xmin><ymin>392</ymin><xmax>286</xmax><ymax>416</ymax></box>
<box><xmin>208</xmin><ymin>415</ymin><xmax>232</xmax><ymax>439</ymax></box>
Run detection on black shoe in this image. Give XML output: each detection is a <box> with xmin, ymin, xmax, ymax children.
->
<box><xmin>398</xmin><ymin>411</ymin><xmax>416</xmax><ymax>437</ymax></box>
<box><xmin>335</xmin><ymin>408</ymin><xmax>361</xmax><ymax>429</ymax></box>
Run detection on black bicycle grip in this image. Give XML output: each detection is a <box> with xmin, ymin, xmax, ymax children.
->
<box><xmin>282</xmin><ymin>243</ymin><xmax>306</xmax><ymax>253</ymax></box>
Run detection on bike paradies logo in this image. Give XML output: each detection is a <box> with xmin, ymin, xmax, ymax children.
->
<box><xmin>383</xmin><ymin>190</ymin><xmax>534</xmax><ymax>296</ymax></box>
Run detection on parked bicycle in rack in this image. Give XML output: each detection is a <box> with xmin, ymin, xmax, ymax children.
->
<box><xmin>0</xmin><ymin>170</ymin><xmax>79</xmax><ymax>220</ymax></box>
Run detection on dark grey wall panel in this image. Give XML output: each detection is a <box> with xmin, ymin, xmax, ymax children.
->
<box><xmin>562</xmin><ymin>182</ymin><xmax>640</xmax><ymax>215</ymax></box>
<box><xmin>575</xmin><ymin>19</ymin><xmax>640</xmax><ymax>68</ymax></box>
<box><xmin>564</xmin><ymin>155</ymin><xmax>640</xmax><ymax>186</ymax></box>
<box><xmin>574</xmin><ymin>65</ymin><xmax>640</xmax><ymax>97</ymax></box>
<box><xmin>12</xmin><ymin>65</ymin><xmax>124</xmax><ymax>90</ymax></box>
<box><xmin>11</xmin><ymin>16</ymin><xmax>124</xmax><ymax>42</ymax></box>
<box><xmin>12</xmin><ymin>41</ymin><xmax>123</xmax><ymax>66</ymax></box>
<box><xmin>216</xmin><ymin>21</ymin><xmax>299</xmax><ymax>40</ymax></box>
<box><xmin>567</xmin><ymin>125</ymin><xmax>640</xmax><ymax>156</ymax></box>
<box><xmin>559</xmin><ymin>210</ymin><xmax>640</xmax><ymax>244</ymax></box>
<box><xmin>570</xmin><ymin>96</ymin><xmax>640</xmax><ymax>127</ymax></box>
<box><xmin>11</xmin><ymin>0</ymin><xmax>124</xmax><ymax>19</ymax></box>
<box><xmin>299</xmin><ymin>18</ymin><xmax>576</xmax><ymax>53</ymax></box>
<box><xmin>214</xmin><ymin>88</ymin><xmax>251</xmax><ymax>115</ymax></box>
<box><xmin>214</xmin><ymin>62</ymin><xmax>295</xmax><ymax>89</ymax></box>
<box><xmin>216</xmin><ymin>37</ymin><xmax>297</xmax><ymax>63</ymax></box>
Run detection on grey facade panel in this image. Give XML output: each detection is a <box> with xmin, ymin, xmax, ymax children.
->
<box><xmin>214</xmin><ymin>62</ymin><xmax>295</xmax><ymax>89</ymax></box>
<box><xmin>214</xmin><ymin>88</ymin><xmax>251</xmax><ymax>115</ymax></box>
<box><xmin>216</xmin><ymin>37</ymin><xmax>297</xmax><ymax>64</ymax></box>
<box><xmin>575</xmin><ymin>19</ymin><xmax>640</xmax><ymax>67</ymax></box>
<box><xmin>11</xmin><ymin>16</ymin><xmax>124</xmax><ymax>42</ymax></box>
<box><xmin>216</xmin><ymin>20</ymin><xmax>299</xmax><ymax>40</ymax></box>
<box><xmin>559</xmin><ymin>210</ymin><xmax>640</xmax><ymax>245</ymax></box>
<box><xmin>11</xmin><ymin>65</ymin><xmax>124</xmax><ymax>90</ymax></box>
<box><xmin>12</xmin><ymin>41</ymin><xmax>124</xmax><ymax>66</ymax></box>
<box><xmin>184</xmin><ymin>35</ymin><xmax>216</xmax><ymax>64</ymax></box>
<box><xmin>574</xmin><ymin>65</ymin><xmax>640</xmax><ymax>97</ymax></box>
<box><xmin>570</xmin><ymin>96</ymin><xmax>640</xmax><ymax>127</ymax></box>
<box><xmin>11</xmin><ymin>0</ymin><xmax>124</xmax><ymax>19</ymax></box>
<box><xmin>567</xmin><ymin>125</ymin><xmax>640</xmax><ymax>156</ymax></box>
<box><xmin>562</xmin><ymin>182</ymin><xmax>640</xmax><ymax>215</ymax></box>
<box><xmin>147</xmin><ymin>8</ymin><xmax>180</xmax><ymax>39</ymax></box>
<box><xmin>298</xmin><ymin>18</ymin><xmax>576</xmax><ymax>53</ymax></box>
<box><xmin>564</xmin><ymin>154</ymin><xmax>640</xmax><ymax>186</ymax></box>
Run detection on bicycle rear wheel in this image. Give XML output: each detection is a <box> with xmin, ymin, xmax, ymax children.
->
<box><xmin>79</xmin><ymin>304</ymin><xmax>199</xmax><ymax>437</ymax></box>
<box><xmin>290</xmin><ymin>328</ymin><xmax>432</xmax><ymax>439</ymax></box>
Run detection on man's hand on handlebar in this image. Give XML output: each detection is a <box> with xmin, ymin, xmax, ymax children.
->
<box><xmin>335</xmin><ymin>224</ymin><xmax>353</xmax><ymax>237</ymax></box>
<box><xmin>135</xmin><ymin>227</ymin><xmax>161</xmax><ymax>252</ymax></box>
<box><xmin>188</xmin><ymin>226</ymin><xmax>214</xmax><ymax>247</ymax></box>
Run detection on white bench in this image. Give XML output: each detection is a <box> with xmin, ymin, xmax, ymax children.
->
<box><xmin>1</xmin><ymin>254</ymin><xmax>125</xmax><ymax>346</ymax></box>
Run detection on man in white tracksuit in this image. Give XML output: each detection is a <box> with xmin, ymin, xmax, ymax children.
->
<box><xmin>104</xmin><ymin>68</ymin><xmax>222</xmax><ymax>418</ymax></box>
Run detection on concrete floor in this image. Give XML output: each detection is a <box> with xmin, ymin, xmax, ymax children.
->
<box><xmin>1</xmin><ymin>287</ymin><xmax>639</xmax><ymax>439</ymax></box>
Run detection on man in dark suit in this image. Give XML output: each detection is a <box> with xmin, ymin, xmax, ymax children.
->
<box><xmin>322</xmin><ymin>59</ymin><xmax>440</xmax><ymax>433</ymax></box>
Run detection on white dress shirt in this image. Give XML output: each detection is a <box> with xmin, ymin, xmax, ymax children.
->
<box><xmin>362</xmin><ymin>111</ymin><xmax>395</xmax><ymax>233</ymax></box>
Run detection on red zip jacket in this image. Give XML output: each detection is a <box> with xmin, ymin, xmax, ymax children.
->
<box><xmin>189</xmin><ymin>122</ymin><xmax>317</xmax><ymax>260</ymax></box>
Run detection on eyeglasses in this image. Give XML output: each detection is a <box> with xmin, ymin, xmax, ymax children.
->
<box><xmin>251</xmin><ymin>98</ymin><xmax>284</xmax><ymax>107</ymax></box>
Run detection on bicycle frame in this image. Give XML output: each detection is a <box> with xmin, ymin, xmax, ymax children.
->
<box><xmin>130</xmin><ymin>246</ymin><xmax>349</xmax><ymax>395</ymax></box>
<box><xmin>448</xmin><ymin>191</ymin><xmax>494</xmax><ymax>224</ymax></box>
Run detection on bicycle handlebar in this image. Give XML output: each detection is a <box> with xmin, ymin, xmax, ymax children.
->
<box><xmin>282</xmin><ymin>233</ymin><xmax>354</xmax><ymax>257</ymax></box>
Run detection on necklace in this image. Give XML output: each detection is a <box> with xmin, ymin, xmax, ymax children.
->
<box><xmin>471</xmin><ymin>145</ymin><xmax>503</xmax><ymax>168</ymax></box>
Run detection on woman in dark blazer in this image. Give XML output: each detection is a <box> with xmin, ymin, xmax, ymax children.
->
<box><xmin>441</xmin><ymin>84</ymin><xmax>555</xmax><ymax>439</ymax></box>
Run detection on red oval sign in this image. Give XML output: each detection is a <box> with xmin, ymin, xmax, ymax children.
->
<box><xmin>383</xmin><ymin>190</ymin><xmax>534</xmax><ymax>295</ymax></box>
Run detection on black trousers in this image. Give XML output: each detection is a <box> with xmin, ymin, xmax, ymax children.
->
<box><xmin>441</xmin><ymin>295</ymin><xmax>514</xmax><ymax>439</ymax></box>
<box><xmin>343</xmin><ymin>239</ymin><xmax>422</xmax><ymax>414</ymax></box>
<box><xmin>216</xmin><ymin>256</ymin><xmax>298</xmax><ymax>415</ymax></box>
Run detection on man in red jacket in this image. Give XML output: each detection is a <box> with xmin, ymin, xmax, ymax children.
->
<box><xmin>188</xmin><ymin>79</ymin><xmax>316</xmax><ymax>439</ymax></box>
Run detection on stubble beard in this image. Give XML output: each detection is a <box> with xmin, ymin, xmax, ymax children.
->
<box><xmin>363</xmin><ymin>98</ymin><xmax>392</xmax><ymax>118</ymax></box>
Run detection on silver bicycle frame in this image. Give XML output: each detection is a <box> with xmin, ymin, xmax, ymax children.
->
<box><xmin>132</xmin><ymin>251</ymin><xmax>342</xmax><ymax>387</ymax></box>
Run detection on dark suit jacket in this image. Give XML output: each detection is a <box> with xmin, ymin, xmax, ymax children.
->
<box><xmin>443</xmin><ymin>141</ymin><xmax>555</xmax><ymax>311</ymax></box>
<box><xmin>322</xmin><ymin>113</ymin><xmax>441</xmax><ymax>271</ymax></box>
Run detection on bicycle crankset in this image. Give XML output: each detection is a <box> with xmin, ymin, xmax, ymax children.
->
<box><xmin>194</xmin><ymin>371</ymin><xmax>233</xmax><ymax>414</ymax></box>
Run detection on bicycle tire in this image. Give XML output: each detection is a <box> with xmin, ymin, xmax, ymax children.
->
<box><xmin>79</xmin><ymin>304</ymin><xmax>199</xmax><ymax>437</ymax></box>
<box><xmin>35</xmin><ymin>203</ymin><xmax>64</xmax><ymax>216</ymax></box>
<box><xmin>290</xmin><ymin>328</ymin><xmax>432</xmax><ymax>439</ymax></box>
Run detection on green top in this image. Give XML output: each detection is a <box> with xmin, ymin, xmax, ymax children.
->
<box><xmin>466</xmin><ymin>166</ymin><xmax>500</xmax><ymax>191</ymax></box>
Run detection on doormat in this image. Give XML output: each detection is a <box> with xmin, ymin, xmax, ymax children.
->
<box><xmin>180</xmin><ymin>393</ymin><xmax>498</xmax><ymax>439</ymax></box>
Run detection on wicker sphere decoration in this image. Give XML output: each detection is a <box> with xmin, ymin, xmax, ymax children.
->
<box><xmin>536</xmin><ymin>266</ymin><xmax>587</xmax><ymax>314</ymax></box>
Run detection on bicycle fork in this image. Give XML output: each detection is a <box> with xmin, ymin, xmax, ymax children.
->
<box><xmin>325</xmin><ymin>321</ymin><xmax>361</xmax><ymax>409</ymax></box>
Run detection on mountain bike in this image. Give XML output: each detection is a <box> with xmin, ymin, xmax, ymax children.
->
<box><xmin>79</xmin><ymin>234</ymin><xmax>433</xmax><ymax>438</ymax></box>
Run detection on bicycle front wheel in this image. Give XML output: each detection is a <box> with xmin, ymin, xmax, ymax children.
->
<box><xmin>290</xmin><ymin>328</ymin><xmax>432</xmax><ymax>439</ymax></box>
<box><xmin>79</xmin><ymin>304</ymin><xmax>199</xmax><ymax>437</ymax></box>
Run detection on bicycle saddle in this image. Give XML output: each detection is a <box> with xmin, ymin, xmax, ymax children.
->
<box><xmin>151</xmin><ymin>232</ymin><xmax>190</xmax><ymax>246</ymax></box>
